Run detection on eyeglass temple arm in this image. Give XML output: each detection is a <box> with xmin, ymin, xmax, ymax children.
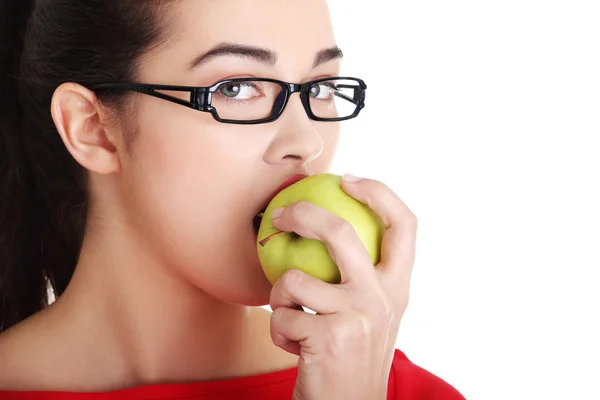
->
<box><xmin>333</xmin><ymin>84</ymin><xmax>364</xmax><ymax>105</ymax></box>
<box><xmin>90</xmin><ymin>83</ymin><xmax>201</xmax><ymax>110</ymax></box>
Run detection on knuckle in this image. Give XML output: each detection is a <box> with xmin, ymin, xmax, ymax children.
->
<box><xmin>368</xmin><ymin>293</ymin><xmax>395</xmax><ymax>326</ymax></box>
<box><xmin>330</xmin><ymin>218</ymin><xmax>355</xmax><ymax>238</ymax></box>
<box><xmin>323</xmin><ymin>323</ymin><xmax>350</xmax><ymax>356</ymax></box>
<box><xmin>404</xmin><ymin>212</ymin><xmax>418</xmax><ymax>230</ymax></box>
<box><xmin>270</xmin><ymin>309</ymin><xmax>291</xmax><ymax>340</ymax></box>
<box><xmin>372</xmin><ymin>179</ymin><xmax>394</xmax><ymax>200</ymax></box>
<box><xmin>378</xmin><ymin>298</ymin><xmax>395</xmax><ymax>321</ymax></box>
<box><xmin>365</xmin><ymin>177</ymin><xmax>385</xmax><ymax>190</ymax></box>
<box><xmin>271</xmin><ymin>306</ymin><xmax>286</xmax><ymax>323</ymax></box>
<box><xmin>286</xmin><ymin>202</ymin><xmax>312</xmax><ymax>232</ymax></box>
<box><xmin>279</xmin><ymin>269</ymin><xmax>303</xmax><ymax>292</ymax></box>
<box><xmin>384</xmin><ymin>281</ymin><xmax>410</xmax><ymax>313</ymax></box>
<box><xmin>390</xmin><ymin>289</ymin><xmax>409</xmax><ymax>315</ymax></box>
<box><xmin>324</xmin><ymin>337</ymin><xmax>345</xmax><ymax>358</ymax></box>
<box><xmin>378</xmin><ymin>180</ymin><xmax>392</xmax><ymax>193</ymax></box>
<box><xmin>323</xmin><ymin>315</ymin><xmax>370</xmax><ymax>356</ymax></box>
<box><xmin>399</xmin><ymin>291</ymin><xmax>410</xmax><ymax>310</ymax></box>
<box><xmin>291</xmin><ymin>201</ymin><xmax>312</xmax><ymax>217</ymax></box>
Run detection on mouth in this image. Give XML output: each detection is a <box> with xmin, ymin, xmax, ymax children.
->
<box><xmin>253</xmin><ymin>211</ymin><xmax>265</xmax><ymax>234</ymax></box>
<box><xmin>252</xmin><ymin>174</ymin><xmax>309</xmax><ymax>234</ymax></box>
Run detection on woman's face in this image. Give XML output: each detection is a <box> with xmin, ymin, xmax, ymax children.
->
<box><xmin>116</xmin><ymin>0</ymin><xmax>341</xmax><ymax>305</ymax></box>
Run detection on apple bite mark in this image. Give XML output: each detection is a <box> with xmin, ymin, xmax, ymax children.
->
<box><xmin>255</xmin><ymin>174</ymin><xmax>309</xmax><ymax>239</ymax></box>
<box><xmin>253</xmin><ymin>211</ymin><xmax>265</xmax><ymax>233</ymax></box>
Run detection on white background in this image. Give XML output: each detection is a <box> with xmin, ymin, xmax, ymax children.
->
<box><xmin>326</xmin><ymin>1</ymin><xmax>599</xmax><ymax>399</ymax></box>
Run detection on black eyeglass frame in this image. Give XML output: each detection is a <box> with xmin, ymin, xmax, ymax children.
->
<box><xmin>90</xmin><ymin>76</ymin><xmax>367</xmax><ymax>125</ymax></box>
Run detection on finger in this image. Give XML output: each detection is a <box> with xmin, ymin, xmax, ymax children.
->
<box><xmin>272</xmin><ymin>201</ymin><xmax>374</xmax><ymax>284</ymax></box>
<box><xmin>341</xmin><ymin>175</ymin><xmax>417</xmax><ymax>279</ymax></box>
<box><xmin>270</xmin><ymin>269</ymin><xmax>343</xmax><ymax>315</ymax></box>
<box><xmin>270</xmin><ymin>306</ymin><xmax>321</xmax><ymax>356</ymax></box>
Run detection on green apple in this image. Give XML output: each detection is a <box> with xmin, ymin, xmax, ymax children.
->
<box><xmin>257</xmin><ymin>173</ymin><xmax>385</xmax><ymax>285</ymax></box>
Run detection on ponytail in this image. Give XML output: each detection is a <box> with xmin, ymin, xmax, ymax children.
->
<box><xmin>0</xmin><ymin>0</ymin><xmax>48</xmax><ymax>332</ymax></box>
<box><xmin>0</xmin><ymin>0</ymin><xmax>176</xmax><ymax>333</ymax></box>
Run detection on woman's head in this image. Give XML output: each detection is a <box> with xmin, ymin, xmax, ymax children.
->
<box><xmin>1</xmin><ymin>0</ymin><xmax>358</xmax><ymax>332</ymax></box>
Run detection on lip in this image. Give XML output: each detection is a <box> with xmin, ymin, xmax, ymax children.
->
<box><xmin>257</xmin><ymin>174</ymin><xmax>309</xmax><ymax>214</ymax></box>
<box><xmin>274</xmin><ymin>174</ymin><xmax>309</xmax><ymax>196</ymax></box>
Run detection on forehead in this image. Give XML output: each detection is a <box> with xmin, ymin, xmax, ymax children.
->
<box><xmin>179</xmin><ymin>0</ymin><xmax>335</xmax><ymax>48</ymax></box>
<box><xmin>143</xmin><ymin>0</ymin><xmax>338</xmax><ymax>80</ymax></box>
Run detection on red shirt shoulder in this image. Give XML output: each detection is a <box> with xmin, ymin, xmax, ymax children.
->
<box><xmin>0</xmin><ymin>349</ymin><xmax>464</xmax><ymax>400</ymax></box>
<box><xmin>388</xmin><ymin>349</ymin><xmax>466</xmax><ymax>400</ymax></box>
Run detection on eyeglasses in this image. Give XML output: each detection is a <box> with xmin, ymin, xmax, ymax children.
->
<box><xmin>90</xmin><ymin>77</ymin><xmax>366</xmax><ymax>125</ymax></box>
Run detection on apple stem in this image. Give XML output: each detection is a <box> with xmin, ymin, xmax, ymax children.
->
<box><xmin>259</xmin><ymin>231</ymin><xmax>287</xmax><ymax>247</ymax></box>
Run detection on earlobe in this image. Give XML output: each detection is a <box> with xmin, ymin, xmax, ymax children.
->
<box><xmin>51</xmin><ymin>82</ymin><xmax>121</xmax><ymax>174</ymax></box>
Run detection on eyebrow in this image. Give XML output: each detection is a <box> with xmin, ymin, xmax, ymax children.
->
<box><xmin>188</xmin><ymin>43</ymin><xmax>343</xmax><ymax>70</ymax></box>
<box><xmin>313</xmin><ymin>47</ymin><xmax>344</xmax><ymax>68</ymax></box>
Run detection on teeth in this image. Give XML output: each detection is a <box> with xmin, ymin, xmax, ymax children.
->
<box><xmin>257</xmin><ymin>212</ymin><xmax>264</xmax><ymax>218</ymax></box>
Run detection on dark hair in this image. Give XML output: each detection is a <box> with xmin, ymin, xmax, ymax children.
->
<box><xmin>0</xmin><ymin>0</ymin><xmax>175</xmax><ymax>333</ymax></box>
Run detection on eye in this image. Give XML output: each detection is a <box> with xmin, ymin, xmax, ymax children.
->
<box><xmin>308</xmin><ymin>83</ymin><xmax>335</xmax><ymax>100</ymax></box>
<box><xmin>218</xmin><ymin>82</ymin><xmax>261</xmax><ymax>100</ymax></box>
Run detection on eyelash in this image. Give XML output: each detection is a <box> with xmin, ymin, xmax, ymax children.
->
<box><xmin>224</xmin><ymin>97</ymin><xmax>255</xmax><ymax>105</ymax></box>
<box><xmin>221</xmin><ymin>83</ymin><xmax>264</xmax><ymax>105</ymax></box>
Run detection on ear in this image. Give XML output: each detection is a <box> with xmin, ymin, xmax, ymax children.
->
<box><xmin>51</xmin><ymin>82</ymin><xmax>122</xmax><ymax>174</ymax></box>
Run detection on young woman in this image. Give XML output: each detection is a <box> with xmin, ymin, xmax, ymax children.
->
<box><xmin>0</xmin><ymin>1</ymin><xmax>465</xmax><ymax>398</ymax></box>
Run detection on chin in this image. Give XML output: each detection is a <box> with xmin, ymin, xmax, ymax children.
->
<box><xmin>170</xmin><ymin>221</ymin><xmax>274</xmax><ymax>307</ymax></box>
<box><xmin>208</xmin><ymin>225</ymin><xmax>274</xmax><ymax>307</ymax></box>
<box><xmin>221</xmin><ymin>275</ymin><xmax>273</xmax><ymax>307</ymax></box>
<box><xmin>243</xmin><ymin>226</ymin><xmax>274</xmax><ymax>306</ymax></box>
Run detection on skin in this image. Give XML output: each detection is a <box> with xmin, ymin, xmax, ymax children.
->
<box><xmin>0</xmin><ymin>0</ymin><xmax>417</xmax><ymax>397</ymax></box>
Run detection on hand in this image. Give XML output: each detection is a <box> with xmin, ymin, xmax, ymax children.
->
<box><xmin>268</xmin><ymin>175</ymin><xmax>417</xmax><ymax>400</ymax></box>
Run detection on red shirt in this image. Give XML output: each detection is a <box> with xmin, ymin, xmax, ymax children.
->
<box><xmin>0</xmin><ymin>349</ymin><xmax>465</xmax><ymax>399</ymax></box>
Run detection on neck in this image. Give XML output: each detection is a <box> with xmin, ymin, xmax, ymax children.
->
<box><xmin>50</xmin><ymin>219</ymin><xmax>289</xmax><ymax>391</ymax></box>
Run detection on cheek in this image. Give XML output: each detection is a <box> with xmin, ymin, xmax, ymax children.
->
<box><xmin>119</xmin><ymin>109</ymin><xmax>273</xmax><ymax>304</ymax></box>
<box><xmin>127</xmin><ymin>113</ymin><xmax>240</xmax><ymax>235</ymax></box>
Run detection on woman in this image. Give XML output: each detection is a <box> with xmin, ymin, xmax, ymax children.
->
<box><xmin>0</xmin><ymin>0</ymin><xmax>465</xmax><ymax>398</ymax></box>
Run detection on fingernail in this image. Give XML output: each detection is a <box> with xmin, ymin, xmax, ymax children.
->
<box><xmin>343</xmin><ymin>173</ymin><xmax>363</xmax><ymax>183</ymax></box>
<box><xmin>272</xmin><ymin>208</ymin><xmax>285</xmax><ymax>220</ymax></box>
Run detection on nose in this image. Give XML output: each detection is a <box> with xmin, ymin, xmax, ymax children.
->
<box><xmin>262</xmin><ymin>95</ymin><xmax>324</xmax><ymax>167</ymax></box>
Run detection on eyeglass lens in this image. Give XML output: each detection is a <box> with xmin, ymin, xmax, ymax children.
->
<box><xmin>209</xmin><ymin>79</ymin><xmax>361</xmax><ymax>121</ymax></box>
